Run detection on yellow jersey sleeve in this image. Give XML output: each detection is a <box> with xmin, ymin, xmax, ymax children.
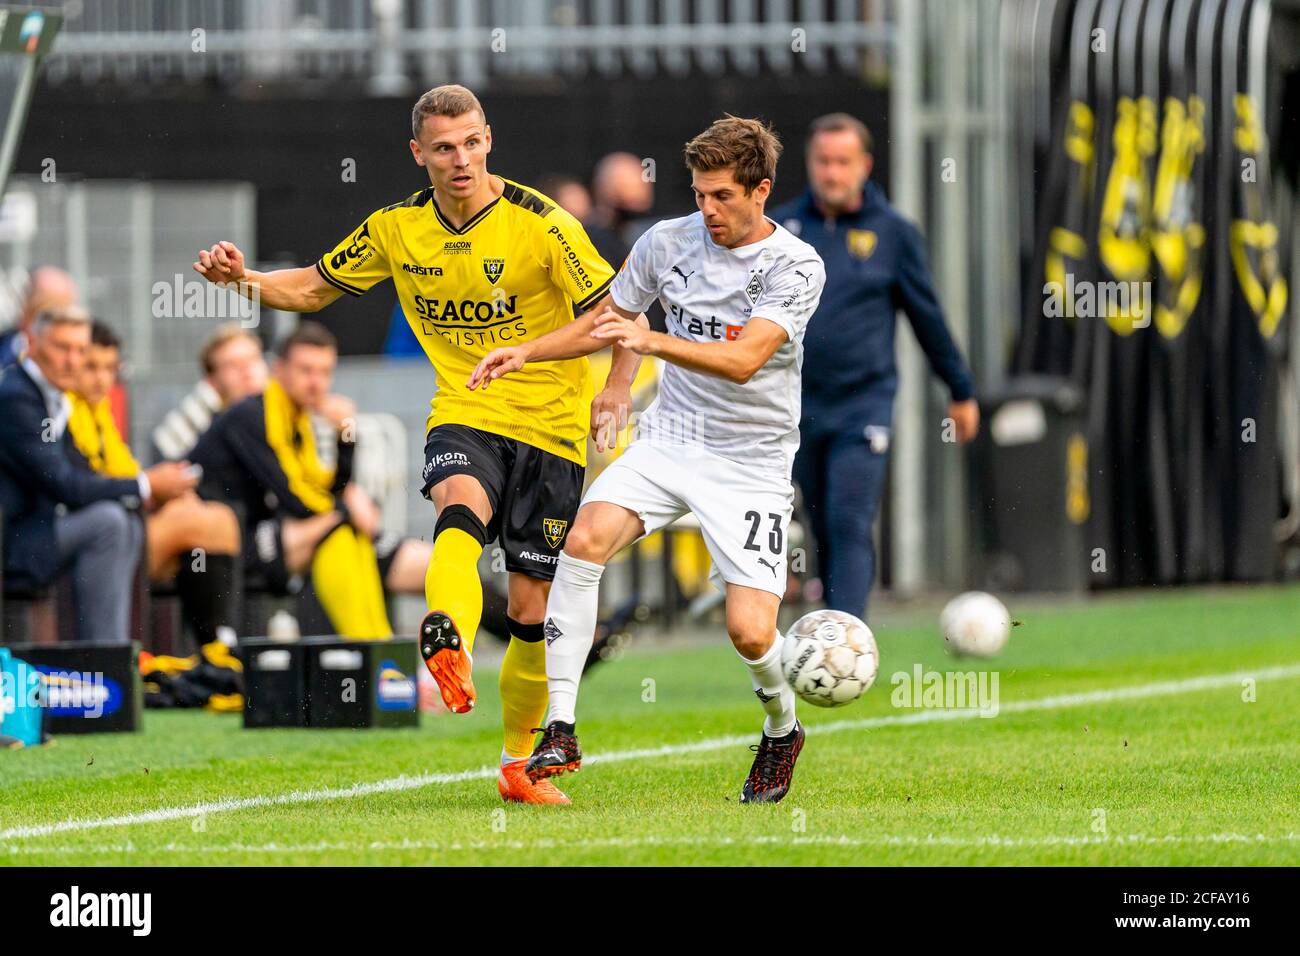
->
<box><xmin>316</xmin><ymin>208</ymin><xmax>392</xmax><ymax>296</ymax></box>
<box><xmin>533</xmin><ymin>207</ymin><xmax>615</xmax><ymax>312</ymax></box>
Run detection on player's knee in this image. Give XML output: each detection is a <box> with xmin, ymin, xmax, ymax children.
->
<box><xmin>506</xmin><ymin>582</ymin><xmax>548</xmax><ymax>624</ymax></box>
<box><xmin>560</xmin><ymin>520</ymin><xmax>608</xmax><ymax>564</ymax></box>
<box><xmin>727</xmin><ymin>626</ymin><xmax>774</xmax><ymax>661</ymax></box>
<box><xmin>434</xmin><ymin>503</ymin><xmax>489</xmax><ymax>549</ymax></box>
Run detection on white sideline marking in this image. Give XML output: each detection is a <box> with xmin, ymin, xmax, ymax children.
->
<box><xmin>3</xmin><ymin>832</ymin><xmax>1298</xmax><ymax>857</ymax></box>
<box><xmin>2</xmin><ymin>662</ymin><xmax>1297</xmax><ymax>843</ymax></box>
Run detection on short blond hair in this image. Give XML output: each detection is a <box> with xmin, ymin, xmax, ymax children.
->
<box><xmin>683</xmin><ymin>115</ymin><xmax>783</xmax><ymax>194</ymax></box>
<box><xmin>411</xmin><ymin>84</ymin><xmax>485</xmax><ymax>139</ymax></box>
<box><xmin>200</xmin><ymin>322</ymin><xmax>260</xmax><ymax>376</ymax></box>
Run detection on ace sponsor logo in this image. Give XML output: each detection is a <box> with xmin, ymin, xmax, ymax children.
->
<box><xmin>331</xmin><ymin>222</ymin><xmax>373</xmax><ymax>273</ymax></box>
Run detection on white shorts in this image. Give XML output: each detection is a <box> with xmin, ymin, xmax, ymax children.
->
<box><xmin>583</xmin><ymin>441</ymin><xmax>794</xmax><ymax>598</ymax></box>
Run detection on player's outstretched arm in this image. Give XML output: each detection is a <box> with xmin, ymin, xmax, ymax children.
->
<box><xmin>591</xmin><ymin>311</ymin><xmax>788</xmax><ymax>385</ymax></box>
<box><xmin>193</xmin><ymin>241</ymin><xmax>343</xmax><ymax>313</ymax></box>
<box><xmin>466</xmin><ymin>296</ymin><xmax>645</xmax><ymax>390</ymax></box>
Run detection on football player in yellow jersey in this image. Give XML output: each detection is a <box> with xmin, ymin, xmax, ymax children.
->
<box><xmin>193</xmin><ymin>84</ymin><xmax>643</xmax><ymax>804</ymax></box>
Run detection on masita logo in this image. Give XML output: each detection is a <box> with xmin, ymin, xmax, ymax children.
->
<box><xmin>402</xmin><ymin>262</ymin><xmax>444</xmax><ymax>277</ymax></box>
<box><xmin>50</xmin><ymin>886</ymin><xmax>152</xmax><ymax>936</ymax></box>
<box><xmin>36</xmin><ymin>668</ymin><xmax>120</xmax><ymax>719</ymax></box>
<box><xmin>376</xmin><ymin>659</ymin><xmax>416</xmax><ymax>711</ymax></box>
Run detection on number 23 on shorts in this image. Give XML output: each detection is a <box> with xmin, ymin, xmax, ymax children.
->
<box><xmin>743</xmin><ymin>510</ymin><xmax>785</xmax><ymax>555</ymax></box>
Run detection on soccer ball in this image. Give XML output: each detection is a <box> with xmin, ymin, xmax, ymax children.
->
<box><xmin>940</xmin><ymin>591</ymin><xmax>1011</xmax><ymax>658</ymax></box>
<box><xmin>781</xmin><ymin>610</ymin><xmax>878</xmax><ymax>708</ymax></box>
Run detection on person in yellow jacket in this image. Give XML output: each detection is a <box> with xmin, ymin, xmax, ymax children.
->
<box><xmin>67</xmin><ymin>321</ymin><xmax>243</xmax><ymax>666</ymax></box>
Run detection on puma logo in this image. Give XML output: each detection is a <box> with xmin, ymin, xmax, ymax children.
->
<box><xmin>754</xmin><ymin>687</ymin><xmax>778</xmax><ymax>703</ymax></box>
<box><xmin>672</xmin><ymin>265</ymin><xmax>695</xmax><ymax>286</ymax></box>
<box><xmin>794</xmin><ymin>269</ymin><xmax>811</xmax><ymax>285</ymax></box>
<box><xmin>757</xmin><ymin>557</ymin><xmax>780</xmax><ymax>578</ymax></box>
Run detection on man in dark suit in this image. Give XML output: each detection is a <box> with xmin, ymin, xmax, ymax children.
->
<box><xmin>0</xmin><ymin>305</ymin><xmax>194</xmax><ymax>643</ymax></box>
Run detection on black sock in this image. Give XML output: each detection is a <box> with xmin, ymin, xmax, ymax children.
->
<box><xmin>175</xmin><ymin>552</ymin><xmax>240</xmax><ymax>653</ymax></box>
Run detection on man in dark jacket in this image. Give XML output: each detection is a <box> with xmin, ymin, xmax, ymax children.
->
<box><xmin>0</xmin><ymin>306</ymin><xmax>194</xmax><ymax>642</ymax></box>
<box><xmin>770</xmin><ymin>114</ymin><xmax>979</xmax><ymax>620</ymax></box>
<box><xmin>189</xmin><ymin>321</ymin><xmax>433</xmax><ymax>639</ymax></box>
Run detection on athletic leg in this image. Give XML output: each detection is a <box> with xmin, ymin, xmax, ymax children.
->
<box><xmin>524</xmin><ymin>443</ymin><xmax>687</xmax><ymax>785</ymax></box>
<box><xmin>418</xmin><ymin>425</ymin><xmax>507</xmax><ymax>714</ymax></box>
<box><xmin>685</xmin><ymin>454</ymin><xmax>804</xmax><ymax>803</ymax></box>
<box><xmin>148</xmin><ymin>497</ymin><xmax>242</xmax><ymax>650</ymax></box>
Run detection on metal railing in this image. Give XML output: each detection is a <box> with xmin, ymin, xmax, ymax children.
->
<box><xmin>27</xmin><ymin>0</ymin><xmax>890</xmax><ymax>90</ymax></box>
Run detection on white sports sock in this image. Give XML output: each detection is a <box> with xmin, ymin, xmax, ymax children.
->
<box><xmin>740</xmin><ymin>631</ymin><xmax>797</xmax><ymax>738</ymax></box>
<box><xmin>544</xmin><ymin>551</ymin><xmax>606</xmax><ymax>726</ymax></box>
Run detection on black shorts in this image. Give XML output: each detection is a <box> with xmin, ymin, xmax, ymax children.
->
<box><xmin>420</xmin><ymin>424</ymin><xmax>583</xmax><ymax>580</ymax></box>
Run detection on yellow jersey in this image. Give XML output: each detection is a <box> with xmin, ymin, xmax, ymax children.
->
<box><xmin>317</xmin><ymin>177</ymin><xmax>615</xmax><ymax>466</ymax></box>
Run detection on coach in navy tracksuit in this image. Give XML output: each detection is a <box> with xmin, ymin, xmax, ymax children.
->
<box><xmin>770</xmin><ymin>114</ymin><xmax>978</xmax><ymax>620</ymax></box>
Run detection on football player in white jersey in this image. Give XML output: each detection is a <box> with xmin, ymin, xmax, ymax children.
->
<box><xmin>468</xmin><ymin>116</ymin><xmax>825</xmax><ymax>804</ymax></box>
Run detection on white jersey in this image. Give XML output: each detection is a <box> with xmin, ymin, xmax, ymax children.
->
<box><xmin>610</xmin><ymin>211</ymin><xmax>825</xmax><ymax>477</ymax></box>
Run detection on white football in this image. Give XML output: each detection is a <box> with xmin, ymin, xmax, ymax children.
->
<box><xmin>781</xmin><ymin>609</ymin><xmax>878</xmax><ymax>708</ymax></box>
<box><xmin>940</xmin><ymin>591</ymin><xmax>1011</xmax><ymax>658</ymax></box>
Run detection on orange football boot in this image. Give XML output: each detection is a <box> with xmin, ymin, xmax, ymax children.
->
<box><xmin>418</xmin><ymin>610</ymin><xmax>476</xmax><ymax>714</ymax></box>
<box><xmin>498</xmin><ymin>760</ymin><xmax>571</xmax><ymax>805</ymax></box>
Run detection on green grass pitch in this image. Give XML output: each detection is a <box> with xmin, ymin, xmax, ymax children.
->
<box><xmin>2</xmin><ymin>585</ymin><xmax>1298</xmax><ymax>866</ymax></box>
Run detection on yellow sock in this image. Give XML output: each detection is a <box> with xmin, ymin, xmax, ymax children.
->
<box><xmin>499</xmin><ymin>634</ymin><xmax>548</xmax><ymax>759</ymax></box>
<box><xmin>311</xmin><ymin>524</ymin><xmax>394</xmax><ymax>639</ymax></box>
<box><xmin>425</xmin><ymin>527</ymin><xmax>484</xmax><ymax>653</ymax></box>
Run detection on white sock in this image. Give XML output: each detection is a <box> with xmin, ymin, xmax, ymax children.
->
<box><xmin>544</xmin><ymin>551</ymin><xmax>606</xmax><ymax>726</ymax></box>
<box><xmin>740</xmin><ymin>631</ymin><xmax>797</xmax><ymax>738</ymax></box>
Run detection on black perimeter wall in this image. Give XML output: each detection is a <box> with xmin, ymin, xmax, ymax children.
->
<box><xmin>16</xmin><ymin>75</ymin><xmax>888</xmax><ymax>355</ymax></box>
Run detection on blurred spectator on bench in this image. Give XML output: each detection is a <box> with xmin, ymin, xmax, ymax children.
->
<box><xmin>190</xmin><ymin>321</ymin><xmax>434</xmax><ymax>639</ymax></box>
<box><xmin>585</xmin><ymin>151</ymin><xmax>655</xmax><ymax>268</ymax></box>
<box><xmin>0</xmin><ymin>306</ymin><xmax>195</xmax><ymax>643</ymax></box>
<box><xmin>0</xmin><ymin>267</ymin><xmax>80</xmax><ymax>370</ymax></box>
<box><xmin>67</xmin><ymin>320</ymin><xmax>243</xmax><ymax>658</ymax></box>
<box><xmin>153</xmin><ymin>322</ymin><xmax>268</xmax><ymax>462</ymax></box>
<box><xmin>537</xmin><ymin>173</ymin><xmax>593</xmax><ymax>223</ymax></box>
